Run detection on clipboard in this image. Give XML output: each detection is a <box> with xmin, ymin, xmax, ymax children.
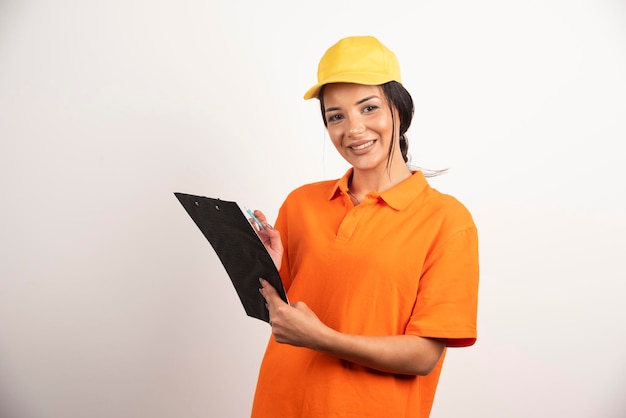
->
<box><xmin>174</xmin><ymin>192</ymin><xmax>288</xmax><ymax>323</ymax></box>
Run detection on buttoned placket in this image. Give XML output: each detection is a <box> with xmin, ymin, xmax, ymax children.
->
<box><xmin>335</xmin><ymin>193</ymin><xmax>377</xmax><ymax>241</ymax></box>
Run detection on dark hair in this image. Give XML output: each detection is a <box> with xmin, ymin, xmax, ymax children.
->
<box><xmin>318</xmin><ymin>81</ymin><xmax>414</xmax><ymax>166</ymax></box>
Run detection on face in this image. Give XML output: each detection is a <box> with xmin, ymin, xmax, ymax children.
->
<box><xmin>322</xmin><ymin>83</ymin><xmax>402</xmax><ymax>174</ymax></box>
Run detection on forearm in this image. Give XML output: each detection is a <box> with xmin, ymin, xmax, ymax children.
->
<box><xmin>314</xmin><ymin>327</ymin><xmax>445</xmax><ymax>376</ymax></box>
<box><xmin>260</xmin><ymin>280</ymin><xmax>445</xmax><ymax>375</ymax></box>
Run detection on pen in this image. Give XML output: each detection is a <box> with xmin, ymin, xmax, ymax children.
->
<box><xmin>246</xmin><ymin>207</ymin><xmax>267</xmax><ymax>231</ymax></box>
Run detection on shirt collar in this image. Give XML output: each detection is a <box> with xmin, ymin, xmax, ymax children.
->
<box><xmin>329</xmin><ymin>168</ymin><xmax>428</xmax><ymax>211</ymax></box>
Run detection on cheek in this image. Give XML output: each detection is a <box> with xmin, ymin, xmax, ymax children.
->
<box><xmin>327</xmin><ymin>127</ymin><xmax>344</xmax><ymax>150</ymax></box>
<box><xmin>374</xmin><ymin>118</ymin><xmax>394</xmax><ymax>139</ymax></box>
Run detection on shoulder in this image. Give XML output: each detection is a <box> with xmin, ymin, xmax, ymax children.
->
<box><xmin>420</xmin><ymin>185</ymin><xmax>476</xmax><ymax>233</ymax></box>
<box><xmin>417</xmin><ymin>187</ymin><xmax>479</xmax><ymax>270</ymax></box>
<box><xmin>283</xmin><ymin>179</ymin><xmax>337</xmax><ymax>205</ymax></box>
<box><xmin>276</xmin><ymin>178</ymin><xmax>338</xmax><ymax>227</ymax></box>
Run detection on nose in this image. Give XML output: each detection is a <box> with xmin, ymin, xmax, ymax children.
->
<box><xmin>347</xmin><ymin>115</ymin><xmax>365</xmax><ymax>136</ymax></box>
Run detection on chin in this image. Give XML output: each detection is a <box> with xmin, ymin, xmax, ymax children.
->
<box><xmin>350</xmin><ymin>160</ymin><xmax>388</xmax><ymax>172</ymax></box>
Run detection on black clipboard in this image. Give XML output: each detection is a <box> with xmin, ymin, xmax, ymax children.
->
<box><xmin>174</xmin><ymin>192</ymin><xmax>288</xmax><ymax>323</ymax></box>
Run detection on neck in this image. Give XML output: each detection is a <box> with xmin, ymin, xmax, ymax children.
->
<box><xmin>348</xmin><ymin>163</ymin><xmax>412</xmax><ymax>199</ymax></box>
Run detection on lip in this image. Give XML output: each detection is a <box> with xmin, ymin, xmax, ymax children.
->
<box><xmin>347</xmin><ymin>139</ymin><xmax>376</xmax><ymax>153</ymax></box>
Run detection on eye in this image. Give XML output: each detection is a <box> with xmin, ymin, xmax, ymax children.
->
<box><xmin>327</xmin><ymin>113</ymin><xmax>343</xmax><ymax>123</ymax></box>
<box><xmin>363</xmin><ymin>105</ymin><xmax>378</xmax><ymax>113</ymax></box>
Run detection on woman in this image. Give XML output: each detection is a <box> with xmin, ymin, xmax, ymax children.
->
<box><xmin>249</xmin><ymin>35</ymin><xmax>479</xmax><ymax>418</ymax></box>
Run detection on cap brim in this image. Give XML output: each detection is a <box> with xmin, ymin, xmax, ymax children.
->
<box><xmin>303</xmin><ymin>84</ymin><xmax>323</xmax><ymax>100</ymax></box>
<box><xmin>303</xmin><ymin>73</ymin><xmax>400</xmax><ymax>100</ymax></box>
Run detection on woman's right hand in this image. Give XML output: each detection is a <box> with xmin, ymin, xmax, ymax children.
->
<box><xmin>249</xmin><ymin>210</ymin><xmax>283</xmax><ymax>270</ymax></box>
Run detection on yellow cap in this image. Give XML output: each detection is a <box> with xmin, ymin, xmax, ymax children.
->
<box><xmin>303</xmin><ymin>36</ymin><xmax>402</xmax><ymax>100</ymax></box>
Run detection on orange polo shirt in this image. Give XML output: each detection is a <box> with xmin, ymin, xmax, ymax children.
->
<box><xmin>251</xmin><ymin>169</ymin><xmax>479</xmax><ymax>418</ymax></box>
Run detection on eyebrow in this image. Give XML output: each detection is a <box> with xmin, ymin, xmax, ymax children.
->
<box><xmin>325</xmin><ymin>95</ymin><xmax>379</xmax><ymax>114</ymax></box>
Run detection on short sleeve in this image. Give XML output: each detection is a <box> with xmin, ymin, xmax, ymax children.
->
<box><xmin>405</xmin><ymin>226</ymin><xmax>479</xmax><ymax>347</ymax></box>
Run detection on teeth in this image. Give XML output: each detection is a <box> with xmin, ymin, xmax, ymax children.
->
<box><xmin>351</xmin><ymin>140</ymin><xmax>374</xmax><ymax>150</ymax></box>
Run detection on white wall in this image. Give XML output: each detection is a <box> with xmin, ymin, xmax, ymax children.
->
<box><xmin>1</xmin><ymin>1</ymin><xmax>625</xmax><ymax>417</ymax></box>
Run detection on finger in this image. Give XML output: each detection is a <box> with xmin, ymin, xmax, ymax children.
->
<box><xmin>250</xmin><ymin>210</ymin><xmax>279</xmax><ymax>238</ymax></box>
<box><xmin>253</xmin><ymin>210</ymin><xmax>273</xmax><ymax>230</ymax></box>
<box><xmin>249</xmin><ymin>218</ymin><xmax>263</xmax><ymax>233</ymax></box>
<box><xmin>259</xmin><ymin>278</ymin><xmax>285</xmax><ymax>309</ymax></box>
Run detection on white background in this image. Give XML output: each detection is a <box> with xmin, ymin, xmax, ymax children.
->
<box><xmin>1</xmin><ymin>1</ymin><xmax>625</xmax><ymax>417</ymax></box>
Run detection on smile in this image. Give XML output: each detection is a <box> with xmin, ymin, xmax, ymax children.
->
<box><xmin>349</xmin><ymin>140</ymin><xmax>375</xmax><ymax>151</ymax></box>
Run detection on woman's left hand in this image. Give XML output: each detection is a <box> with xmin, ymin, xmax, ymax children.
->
<box><xmin>258</xmin><ymin>278</ymin><xmax>445</xmax><ymax>376</ymax></box>
<box><xmin>259</xmin><ymin>278</ymin><xmax>327</xmax><ymax>349</ymax></box>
